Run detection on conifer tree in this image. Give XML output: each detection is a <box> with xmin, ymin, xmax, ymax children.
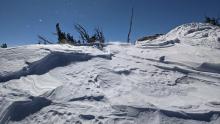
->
<box><xmin>1</xmin><ymin>43</ymin><xmax>7</xmax><ymax>48</ymax></box>
<box><xmin>66</xmin><ymin>33</ymin><xmax>76</xmax><ymax>44</ymax></box>
<box><xmin>56</xmin><ymin>23</ymin><xmax>67</xmax><ymax>44</ymax></box>
<box><xmin>205</xmin><ymin>16</ymin><xmax>220</xmax><ymax>26</ymax></box>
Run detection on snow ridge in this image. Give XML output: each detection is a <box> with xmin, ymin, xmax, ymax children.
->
<box><xmin>136</xmin><ymin>22</ymin><xmax>220</xmax><ymax>49</ymax></box>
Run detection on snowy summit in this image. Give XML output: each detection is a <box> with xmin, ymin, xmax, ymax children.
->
<box><xmin>0</xmin><ymin>23</ymin><xmax>220</xmax><ymax>124</ymax></box>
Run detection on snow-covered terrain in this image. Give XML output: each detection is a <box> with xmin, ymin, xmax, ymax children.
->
<box><xmin>0</xmin><ymin>23</ymin><xmax>220</xmax><ymax>124</ymax></box>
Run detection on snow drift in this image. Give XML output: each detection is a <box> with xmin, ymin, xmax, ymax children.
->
<box><xmin>0</xmin><ymin>23</ymin><xmax>220</xmax><ymax>124</ymax></box>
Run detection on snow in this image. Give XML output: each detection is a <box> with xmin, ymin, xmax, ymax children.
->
<box><xmin>0</xmin><ymin>23</ymin><xmax>220</xmax><ymax>124</ymax></box>
<box><xmin>136</xmin><ymin>23</ymin><xmax>220</xmax><ymax>49</ymax></box>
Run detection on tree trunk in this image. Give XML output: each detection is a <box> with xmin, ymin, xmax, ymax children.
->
<box><xmin>127</xmin><ymin>8</ymin><xmax>134</xmax><ymax>43</ymax></box>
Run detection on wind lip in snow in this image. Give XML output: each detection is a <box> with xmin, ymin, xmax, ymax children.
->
<box><xmin>0</xmin><ymin>97</ymin><xmax>51</xmax><ymax>123</ymax></box>
<box><xmin>0</xmin><ymin>51</ymin><xmax>112</xmax><ymax>83</ymax></box>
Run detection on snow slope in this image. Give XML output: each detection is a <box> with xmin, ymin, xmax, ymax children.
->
<box><xmin>0</xmin><ymin>23</ymin><xmax>220</xmax><ymax>124</ymax></box>
<box><xmin>136</xmin><ymin>23</ymin><xmax>220</xmax><ymax>49</ymax></box>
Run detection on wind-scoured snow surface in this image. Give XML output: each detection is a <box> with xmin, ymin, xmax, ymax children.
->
<box><xmin>0</xmin><ymin>23</ymin><xmax>220</xmax><ymax>124</ymax></box>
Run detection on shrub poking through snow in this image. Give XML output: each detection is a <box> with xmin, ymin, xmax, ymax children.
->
<box><xmin>204</xmin><ymin>16</ymin><xmax>220</xmax><ymax>27</ymax></box>
<box><xmin>1</xmin><ymin>43</ymin><xmax>7</xmax><ymax>48</ymax></box>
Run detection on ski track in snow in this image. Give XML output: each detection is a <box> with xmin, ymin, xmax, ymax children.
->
<box><xmin>0</xmin><ymin>23</ymin><xmax>220</xmax><ymax>124</ymax></box>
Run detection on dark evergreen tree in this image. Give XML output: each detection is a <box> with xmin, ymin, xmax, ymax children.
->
<box><xmin>77</xmin><ymin>40</ymin><xmax>81</xmax><ymax>44</ymax></box>
<box><xmin>205</xmin><ymin>16</ymin><xmax>220</xmax><ymax>26</ymax></box>
<box><xmin>89</xmin><ymin>35</ymin><xmax>96</xmax><ymax>43</ymax></box>
<box><xmin>56</xmin><ymin>23</ymin><xmax>67</xmax><ymax>44</ymax></box>
<box><xmin>1</xmin><ymin>43</ymin><xmax>7</xmax><ymax>48</ymax></box>
<box><xmin>210</xmin><ymin>17</ymin><xmax>217</xmax><ymax>25</ymax></box>
<box><xmin>66</xmin><ymin>33</ymin><xmax>76</xmax><ymax>44</ymax></box>
<box><xmin>205</xmin><ymin>16</ymin><xmax>211</xmax><ymax>23</ymax></box>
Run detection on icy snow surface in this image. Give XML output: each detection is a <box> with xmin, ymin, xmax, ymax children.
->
<box><xmin>0</xmin><ymin>23</ymin><xmax>220</xmax><ymax>124</ymax></box>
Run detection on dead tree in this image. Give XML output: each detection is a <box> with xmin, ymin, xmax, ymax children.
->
<box><xmin>95</xmin><ymin>28</ymin><xmax>105</xmax><ymax>43</ymax></box>
<box><xmin>127</xmin><ymin>7</ymin><xmax>134</xmax><ymax>43</ymax></box>
<box><xmin>38</xmin><ymin>35</ymin><xmax>53</xmax><ymax>44</ymax></box>
<box><xmin>95</xmin><ymin>28</ymin><xmax>105</xmax><ymax>48</ymax></box>
<box><xmin>74</xmin><ymin>24</ymin><xmax>106</xmax><ymax>48</ymax></box>
<box><xmin>74</xmin><ymin>24</ymin><xmax>90</xmax><ymax>44</ymax></box>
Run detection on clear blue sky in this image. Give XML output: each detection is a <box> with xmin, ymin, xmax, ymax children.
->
<box><xmin>0</xmin><ymin>0</ymin><xmax>220</xmax><ymax>46</ymax></box>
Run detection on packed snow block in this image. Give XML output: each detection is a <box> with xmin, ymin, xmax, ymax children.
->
<box><xmin>0</xmin><ymin>52</ymin><xmax>112</xmax><ymax>82</ymax></box>
<box><xmin>0</xmin><ymin>97</ymin><xmax>51</xmax><ymax>123</ymax></box>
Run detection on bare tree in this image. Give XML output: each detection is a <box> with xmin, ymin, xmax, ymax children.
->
<box><xmin>74</xmin><ymin>24</ymin><xmax>90</xmax><ymax>44</ymax></box>
<box><xmin>38</xmin><ymin>35</ymin><xmax>53</xmax><ymax>44</ymax></box>
<box><xmin>95</xmin><ymin>27</ymin><xmax>105</xmax><ymax>48</ymax></box>
<box><xmin>74</xmin><ymin>24</ymin><xmax>106</xmax><ymax>48</ymax></box>
<box><xmin>127</xmin><ymin>7</ymin><xmax>134</xmax><ymax>43</ymax></box>
<box><xmin>95</xmin><ymin>27</ymin><xmax>105</xmax><ymax>43</ymax></box>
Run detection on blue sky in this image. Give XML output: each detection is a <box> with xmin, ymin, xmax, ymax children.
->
<box><xmin>0</xmin><ymin>0</ymin><xmax>220</xmax><ymax>46</ymax></box>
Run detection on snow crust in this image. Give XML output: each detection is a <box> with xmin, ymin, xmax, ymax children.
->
<box><xmin>0</xmin><ymin>23</ymin><xmax>220</xmax><ymax>124</ymax></box>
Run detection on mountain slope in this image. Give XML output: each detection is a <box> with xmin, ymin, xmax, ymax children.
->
<box><xmin>0</xmin><ymin>23</ymin><xmax>220</xmax><ymax>124</ymax></box>
<box><xmin>136</xmin><ymin>23</ymin><xmax>220</xmax><ymax>48</ymax></box>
